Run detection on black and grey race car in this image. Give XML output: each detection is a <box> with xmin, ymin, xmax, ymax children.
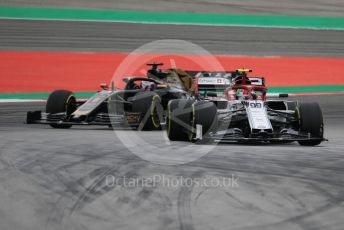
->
<box><xmin>166</xmin><ymin>69</ymin><xmax>327</xmax><ymax>146</ymax></box>
<box><xmin>26</xmin><ymin>63</ymin><xmax>194</xmax><ymax>130</ymax></box>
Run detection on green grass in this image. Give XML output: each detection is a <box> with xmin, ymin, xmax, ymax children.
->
<box><xmin>268</xmin><ymin>85</ymin><xmax>344</xmax><ymax>93</ymax></box>
<box><xmin>0</xmin><ymin>92</ymin><xmax>95</xmax><ymax>99</ymax></box>
<box><xmin>1</xmin><ymin>6</ymin><xmax>344</xmax><ymax>29</ymax></box>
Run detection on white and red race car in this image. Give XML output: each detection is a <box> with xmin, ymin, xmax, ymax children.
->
<box><xmin>167</xmin><ymin>69</ymin><xmax>326</xmax><ymax>146</ymax></box>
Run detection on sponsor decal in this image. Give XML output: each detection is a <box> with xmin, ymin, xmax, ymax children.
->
<box><xmin>126</xmin><ymin>112</ymin><xmax>141</xmax><ymax>124</ymax></box>
<box><xmin>249</xmin><ymin>102</ymin><xmax>262</xmax><ymax>108</ymax></box>
<box><xmin>198</xmin><ymin>77</ymin><xmax>230</xmax><ymax>85</ymax></box>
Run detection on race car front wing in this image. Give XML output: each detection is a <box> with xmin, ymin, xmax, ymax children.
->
<box><xmin>26</xmin><ymin>111</ymin><xmax>141</xmax><ymax>127</ymax></box>
<box><xmin>206</xmin><ymin>128</ymin><xmax>327</xmax><ymax>143</ymax></box>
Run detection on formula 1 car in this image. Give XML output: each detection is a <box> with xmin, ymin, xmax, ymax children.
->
<box><xmin>167</xmin><ymin>69</ymin><xmax>326</xmax><ymax>146</ymax></box>
<box><xmin>26</xmin><ymin>63</ymin><xmax>194</xmax><ymax>130</ymax></box>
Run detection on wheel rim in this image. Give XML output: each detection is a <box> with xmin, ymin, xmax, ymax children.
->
<box><xmin>150</xmin><ymin>95</ymin><xmax>161</xmax><ymax>128</ymax></box>
<box><xmin>66</xmin><ymin>95</ymin><xmax>77</xmax><ymax>116</ymax></box>
<box><xmin>188</xmin><ymin>103</ymin><xmax>196</xmax><ymax>141</ymax></box>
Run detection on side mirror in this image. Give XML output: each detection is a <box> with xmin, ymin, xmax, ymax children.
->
<box><xmin>279</xmin><ymin>93</ymin><xmax>289</xmax><ymax>98</ymax></box>
<box><xmin>156</xmin><ymin>84</ymin><xmax>168</xmax><ymax>89</ymax></box>
<box><xmin>100</xmin><ymin>83</ymin><xmax>108</xmax><ymax>90</ymax></box>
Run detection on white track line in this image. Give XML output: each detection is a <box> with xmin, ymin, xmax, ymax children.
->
<box><xmin>1</xmin><ymin>17</ymin><xmax>343</xmax><ymax>31</ymax></box>
<box><xmin>0</xmin><ymin>99</ymin><xmax>46</xmax><ymax>103</ymax></box>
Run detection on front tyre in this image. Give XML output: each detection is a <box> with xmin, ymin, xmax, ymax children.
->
<box><xmin>46</xmin><ymin>90</ymin><xmax>77</xmax><ymax>128</ymax></box>
<box><xmin>296</xmin><ymin>102</ymin><xmax>324</xmax><ymax>146</ymax></box>
<box><xmin>132</xmin><ymin>91</ymin><xmax>162</xmax><ymax>131</ymax></box>
<box><xmin>167</xmin><ymin>99</ymin><xmax>194</xmax><ymax>141</ymax></box>
<box><xmin>189</xmin><ymin>101</ymin><xmax>218</xmax><ymax>144</ymax></box>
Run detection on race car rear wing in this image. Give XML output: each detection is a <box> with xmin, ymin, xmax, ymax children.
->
<box><xmin>248</xmin><ymin>77</ymin><xmax>265</xmax><ymax>86</ymax></box>
<box><xmin>186</xmin><ymin>71</ymin><xmax>265</xmax><ymax>96</ymax></box>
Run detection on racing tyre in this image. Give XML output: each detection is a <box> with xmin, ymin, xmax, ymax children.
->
<box><xmin>167</xmin><ymin>99</ymin><xmax>194</xmax><ymax>141</ymax></box>
<box><xmin>296</xmin><ymin>102</ymin><xmax>324</xmax><ymax>146</ymax></box>
<box><xmin>46</xmin><ymin>90</ymin><xmax>77</xmax><ymax>128</ymax></box>
<box><xmin>189</xmin><ymin>101</ymin><xmax>218</xmax><ymax>144</ymax></box>
<box><xmin>132</xmin><ymin>91</ymin><xmax>162</xmax><ymax>131</ymax></box>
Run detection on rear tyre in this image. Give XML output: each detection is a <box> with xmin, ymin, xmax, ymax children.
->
<box><xmin>46</xmin><ymin>90</ymin><xmax>77</xmax><ymax>128</ymax></box>
<box><xmin>167</xmin><ymin>99</ymin><xmax>194</xmax><ymax>141</ymax></box>
<box><xmin>189</xmin><ymin>101</ymin><xmax>218</xmax><ymax>144</ymax></box>
<box><xmin>132</xmin><ymin>91</ymin><xmax>162</xmax><ymax>131</ymax></box>
<box><xmin>296</xmin><ymin>102</ymin><xmax>324</xmax><ymax>146</ymax></box>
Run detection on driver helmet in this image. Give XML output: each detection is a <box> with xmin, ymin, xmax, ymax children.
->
<box><xmin>249</xmin><ymin>90</ymin><xmax>258</xmax><ymax>100</ymax></box>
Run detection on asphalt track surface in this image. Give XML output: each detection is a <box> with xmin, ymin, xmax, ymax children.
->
<box><xmin>1</xmin><ymin>1</ymin><xmax>344</xmax><ymax>229</ymax></box>
<box><xmin>1</xmin><ymin>19</ymin><xmax>344</xmax><ymax>56</ymax></box>
<box><xmin>0</xmin><ymin>95</ymin><xmax>344</xmax><ymax>230</ymax></box>
<box><xmin>1</xmin><ymin>0</ymin><xmax>344</xmax><ymax>17</ymax></box>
